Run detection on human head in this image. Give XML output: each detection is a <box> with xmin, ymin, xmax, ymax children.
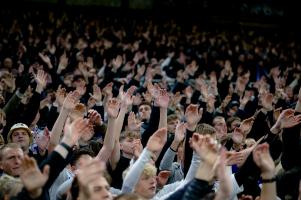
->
<box><xmin>0</xmin><ymin>174</ymin><xmax>23</xmax><ymax>198</ymax></box>
<box><xmin>0</xmin><ymin>143</ymin><xmax>24</xmax><ymax>177</ymax></box>
<box><xmin>120</xmin><ymin>131</ymin><xmax>141</xmax><ymax>157</ymax></box>
<box><xmin>196</xmin><ymin>123</ymin><xmax>216</xmax><ymax>138</ymax></box>
<box><xmin>138</xmin><ymin>102</ymin><xmax>151</xmax><ymax>121</ymax></box>
<box><xmin>212</xmin><ymin>116</ymin><xmax>227</xmax><ymax>141</ymax></box>
<box><xmin>69</xmin><ymin>147</ymin><xmax>95</xmax><ymax>171</ymax></box>
<box><xmin>167</xmin><ymin>114</ymin><xmax>179</xmax><ymax>133</ymax></box>
<box><xmin>226</xmin><ymin>117</ymin><xmax>241</xmax><ymax>132</ymax></box>
<box><xmin>71</xmin><ymin>172</ymin><xmax>112</xmax><ymax>200</ymax></box>
<box><xmin>7</xmin><ymin>123</ymin><xmax>32</xmax><ymax>152</ymax></box>
<box><xmin>134</xmin><ymin>163</ymin><xmax>157</xmax><ymax>199</ymax></box>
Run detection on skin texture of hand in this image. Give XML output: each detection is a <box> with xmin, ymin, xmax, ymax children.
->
<box><xmin>155</xmin><ymin>89</ymin><xmax>170</xmax><ymax>108</ymax></box>
<box><xmin>35</xmin><ymin>70</ymin><xmax>48</xmax><ymax>93</ymax></box>
<box><xmin>90</xmin><ymin>84</ymin><xmax>102</xmax><ymax>103</ymax></box>
<box><xmin>63</xmin><ymin>118</ymin><xmax>91</xmax><ymax>147</ymax></box>
<box><xmin>88</xmin><ymin>109</ymin><xmax>103</xmax><ymax>126</ymax></box>
<box><xmin>157</xmin><ymin>171</ymin><xmax>171</xmax><ymax>188</ymax></box>
<box><xmin>127</xmin><ymin>111</ymin><xmax>143</xmax><ymax>131</ymax></box>
<box><xmin>190</xmin><ymin>133</ymin><xmax>219</xmax><ymax>166</ymax></box>
<box><xmin>133</xmin><ymin>139</ymin><xmax>143</xmax><ymax>160</ymax></box>
<box><xmin>55</xmin><ymin>85</ymin><xmax>67</xmax><ymax>107</ymax></box>
<box><xmin>239</xmin><ymin>117</ymin><xmax>255</xmax><ymax>136</ymax></box>
<box><xmin>253</xmin><ymin>143</ymin><xmax>275</xmax><ymax>177</ymax></box>
<box><xmin>146</xmin><ymin>128</ymin><xmax>167</xmax><ymax>154</ymax></box>
<box><xmin>277</xmin><ymin>109</ymin><xmax>301</xmax><ymax>129</ymax></box>
<box><xmin>174</xmin><ymin>121</ymin><xmax>186</xmax><ymax>143</ymax></box>
<box><xmin>185</xmin><ymin>104</ymin><xmax>203</xmax><ymax>130</ymax></box>
<box><xmin>103</xmin><ymin>82</ymin><xmax>113</xmax><ymax>98</ymax></box>
<box><xmin>20</xmin><ymin>155</ymin><xmax>50</xmax><ymax>199</ymax></box>
<box><xmin>62</xmin><ymin>91</ymin><xmax>80</xmax><ymax>111</ymax></box>
<box><xmin>106</xmin><ymin>98</ymin><xmax>121</xmax><ymax>118</ymax></box>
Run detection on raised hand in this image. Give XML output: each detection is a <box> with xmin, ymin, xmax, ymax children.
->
<box><xmin>146</xmin><ymin>128</ymin><xmax>167</xmax><ymax>154</ymax></box>
<box><xmin>277</xmin><ymin>109</ymin><xmax>301</xmax><ymax>129</ymax></box>
<box><xmin>155</xmin><ymin>89</ymin><xmax>170</xmax><ymax>108</ymax></box>
<box><xmin>63</xmin><ymin>118</ymin><xmax>91</xmax><ymax>147</ymax></box>
<box><xmin>102</xmin><ymin>82</ymin><xmax>113</xmax><ymax>97</ymax></box>
<box><xmin>88</xmin><ymin>109</ymin><xmax>103</xmax><ymax>126</ymax></box>
<box><xmin>157</xmin><ymin>171</ymin><xmax>171</xmax><ymax>189</ymax></box>
<box><xmin>232</xmin><ymin>127</ymin><xmax>244</xmax><ymax>145</ymax></box>
<box><xmin>76</xmin><ymin>85</ymin><xmax>86</xmax><ymax>97</ymax></box>
<box><xmin>253</xmin><ymin>143</ymin><xmax>275</xmax><ymax>178</ymax></box>
<box><xmin>261</xmin><ymin>93</ymin><xmax>273</xmax><ymax>111</ymax></box>
<box><xmin>35</xmin><ymin>70</ymin><xmax>48</xmax><ymax>93</ymax></box>
<box><xmin>55</xmin><ymin>85</ymin><xmax>66</xmax><ymax>107</ymax></box>
<box><xmin>62</xmin><ymin>91</ymin><xmax>80</xmax><ymax>111</ymax></box>
<box><xmin>127</xmin><ymin>111</ymin><xmax>143</xmax><ymax>131</ymax></box>
<box><xmin>185</xmin><ymin>104</ymin><xmax>203</xmax><ymax>130</ymax></box>
<box><xmin>147</xmin><ymin>82</ymin><xmax>160</xmax><ymax>99</ymax></box>
<box><xmin>35</xmin><ymin>128</ymin><xmax>50</xmax><ymax>153</ymax></box>
<box><xmin>38</xmin><ymin>53</ymin><xmax>53</xmax><ymax>69</ymax></box>
<box><xmin>2</xmin><ymin>73</ymin><xmax>16</xmax><ymax>92</ymax></box>
<box><xmin>57</xmin><ymin>53</ymin><xmax>68</xmax><ymax>73</ymax></box>
<box><xmin>106</xmin><ymin>98</ymin><xmax>120</xmax><ymax>118</ymax></box>
<box><xmin>184</xmin><ymin>86</ymin><xmax>193</xmax><ymax>99</ymax></box>
<box><xmin>133</xmin><ymin>93</ymin><xmax>142</xmax><ymax>106</ymax></box>
<box><xmin>20</xmin><ymin>155</ymin><xmax>50</xmax><ymax>198</ymax></box>
<box><xmin>239</xmin><ymin>117</ymin><xmax>255</xmax><ymax>136</ymax></box>
<box><xmin>89</xmin><ymin>84</ymin><xmax>102</xmax><ymax>103</ymax></box>
<box><xmin>190</xmin><ymin>133</ymin><xmax>219</xmax><ymax>165</ymax></box>
<box><xmin>174</xmin><ymin>121</ymin><xmax>186</xmax><ymax>143</ymax></box>
<box><xmin>119</xmin><ymin>85</ymin><xmax>136</xmax><ymax>108</ymax></box>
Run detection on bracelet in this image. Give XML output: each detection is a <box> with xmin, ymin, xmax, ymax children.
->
<box><xmin>261</xmin><ymin>176</ymin><xmax>277</xmax><ymax>183</ymax></box>
<box><xmin>60</xmin><ymin>142</ymin><xmax>72</xmax><ymax>152</ymax></box>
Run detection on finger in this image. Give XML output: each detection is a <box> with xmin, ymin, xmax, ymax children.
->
<box><xmin>43</xmin><ymin>165</ymin><xmax>50</xmax><ymax>178</ymax></box>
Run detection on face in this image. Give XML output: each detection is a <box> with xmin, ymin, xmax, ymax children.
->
<box><xmin>135</xmin><ymin>174</ymin><xmax>157</xmax><ymax>199</ymax></box>
<box><xmin>11</xmin><ymin>129</ymin><xmax>30</xmax><ymax>151</ymax></box>
<box><xmin>0</xmin><ymin>147</ymin><xmax>24</xmax><ymax>177</ymax></box>
<box><xmin>75</xmin><ymin>154</ymin><xmax>93</xmax><ymax>170</ymax></box>
<box><xmin>139</xmin><ymin>105</ymin><xmax>151</xmax><ymax>121</ymax></box>
<box><xmin>120</xmin><ymin>137</ymin><xmax>135</xmax><ymax>155</ymax></box>
<box><xmin>229</xmin><ymin>120</ymin><xmax>241</xmax><ymax>132</ymax></box>
<box><xmin>89</xmin><ymin>176</ymin><xmax>112</xmax><ymax>200</ymax></box>
<box><xmin>167</xmin><ymin>119</ymin><xmax>178</xmax><ymax>133</ymax></box>
<box><xmin>213</xmin><ymin>117</ymin><xmax>227</xmax><ymax>141</ymax></box>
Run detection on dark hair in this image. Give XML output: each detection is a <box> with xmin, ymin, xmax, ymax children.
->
<box><xmin>69</xmin><ymin>147</ymin><xmax>95</xmax><ymax>166</ymax></box>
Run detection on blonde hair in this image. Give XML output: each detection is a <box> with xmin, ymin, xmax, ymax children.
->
<box><xmin>0</xmin><ymin>175</ymin><xmax>23</xmax><ymax>197</ymax></box>
<box><xmin>122</xmin><ymin>163</ymin><xmax>157</xmax><ymax>180</ymax></box>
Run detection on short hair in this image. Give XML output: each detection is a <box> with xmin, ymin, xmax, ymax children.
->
<box><xmin>69</xmin><ymin>147</ymin><xmax>95</xmax><ymax>166</ymax></box>
<box><xmin>0</xmin><ymin>174</ymin><xmax>23</xmax><ymax>198</ymax></box>
<box><xmin>0</xmin><ymin>143</ymin><xmax>22</xmax><ymax>161</ymax></box>
<box><xmin>120</xmin><ymin>131</ymin><xmax>141</xmax><ymax>142</ymax></box>
<box><xmin>226</xmin><ymin>116</ymin><xmax>241</xmax><ymax>127</ymax></box>
<box><xmin>141</xmin><ymin>163</ymin><xmax>157</xmax><ymax>179</ymax></box>
<box><xmin>139</xmin><ymin>101</ymin><xmax>151</xmax><ymax>108</ymax></box>
<box><xmin>213</xmin><ymin>116</ymin><xmax>225</xmax><ymax>125</ymax></box>
<box><xmin>195</xmin><ymin>123</ymin><xmax>216</xmax><ymax>136</ymax></box>
<box><xmin>167</xmin><ymin>114</ymin><xmax>178</xmax><ymax>124</ymax></box>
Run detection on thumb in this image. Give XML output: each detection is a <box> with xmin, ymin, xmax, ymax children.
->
<box><xmin>43</xmin><ymin>165</ymin><xmax>50</xmax><ymax>179</ymax></box>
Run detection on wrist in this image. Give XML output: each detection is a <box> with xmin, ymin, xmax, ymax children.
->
<box><xmin>60</xmin><ymin>138</ymin><xmax>74</xmax><ymax>149</ymax></box>
<box><xmin>261</xmin><ymin>171</ymin><xmax>276</xmax><ymax>180</ymax></box>
<box><xmin>28</xmin><ymin>188</ymin><xmax>42</xmax><ymax>199</ymax></box>
<box><xmin>186</xmin><ymin>123</ymin><xmax>197</xmax><ymax>131</ymax></box>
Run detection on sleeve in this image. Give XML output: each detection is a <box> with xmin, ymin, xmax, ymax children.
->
<box><xmin>141</xmin><ymin>106</ymin><xmax>160</xmax><ymax>147</ymax></box>
<box><xmin>181</xmin><ymin>179</ymin><xmax>213</xmax><ymax>200</ymax></box>
<box><xmin>159</xmin><ymin>147</ymin><xmax>177</xmax><ymax>171</ymax></box>
<box><xmin>121</xmin><ymin>148</ymin><xmax>152</xmax><ymax>193</ymax></box>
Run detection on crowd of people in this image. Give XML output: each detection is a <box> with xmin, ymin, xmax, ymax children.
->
<box><xmin>0</xmin><ymin>7</ymin><xmax>301</xmax><ymax>200</ymax></box>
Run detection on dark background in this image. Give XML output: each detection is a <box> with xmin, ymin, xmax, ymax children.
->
<box><xmin>0</xmin><ymin>0</ymin><xmax>299</xmax><ymax>32</ymax></box>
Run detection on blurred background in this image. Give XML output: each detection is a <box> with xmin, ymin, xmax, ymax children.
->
<box><xmin>1</xmin><ymin>0</ymin><xmax>299</xmax><ymax>32</ymax></box>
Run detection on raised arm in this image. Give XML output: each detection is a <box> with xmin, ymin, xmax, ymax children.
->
<box><xmin>96</xmin><ymin>98</ymin><xmax>120</xmax><ymax>162</ymax></box>
<box><xmin>48</xmin><ymin>91</ymin><xmax>79</xmax><ymax>153</ymax></box>
<box><xmin>110</xmin><ymin>86</ymin><xmax>136</xmax><ymax>170</ymax></box>
<box><xmin>253</xmin><ymin>143</ymin><xmax>277</xmax><ymax>200</ymax></box>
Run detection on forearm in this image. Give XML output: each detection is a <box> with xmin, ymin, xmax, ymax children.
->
<box><xmin>184</xmin><ymin>152</ymin><xmax>201</xmax><ymax>183</ymax></box>
<box><xmin>260</xmin><ymin>172</ymin><xmax>277</xmax><ymax>200</ymax></box>
<box><xmin>121</xmin><ymin>148</ymin><xmax>152</xmax><ymax>193</ymax></box>
<box><xmin>96</xmin><ymin>117</ymin><xmax>116</xmax><ymax>162</ymax></box>
<box><xmin>159</xmin><ymin>107</ymin><xmax>167</xmax><ymax>129</ymax></box>
<box><xmin>49</xmin><ymin>108</ymin><xmax>70</xmax><ymax>152</ymax></box>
